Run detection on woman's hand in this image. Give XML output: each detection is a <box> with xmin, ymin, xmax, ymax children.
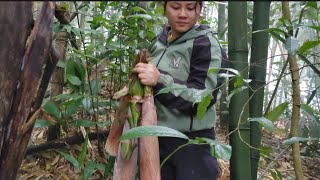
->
<box><xmin>133</xmin><ymin>63</ymin><xmax>160</xmax><ymax>86</ymax></box>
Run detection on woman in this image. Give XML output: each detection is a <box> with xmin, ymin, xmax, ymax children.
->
<box><xmin>133</xmin><ymin>1</ymin><xmax>222</xmax><ymax>179</ymax></box>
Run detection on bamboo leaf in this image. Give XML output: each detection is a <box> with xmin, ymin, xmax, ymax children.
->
<box><xmin>264</xmin><ymin>102</ymin><xmax>289</xmax><ymax>122</ymax></box>
<box><xmin>209</xmin><ymin>67</ymin><xmax>240</xmax><ymax>76</ymax></box>
<box><xmin>282</xmin><ymin>137</ymin><xmax>318</xmax><ymax>146</ymax></box>
<box><xmin>84</xmin><ymin>160</ymin><xmax>95</xmax><ymax>180</ymax></box>
<box><xmin>59</xmin><ymin>151</ymin><xmax>80</xmax><ymax>171</ymax></box>
<box><xmin>248</xmin><ymin>117</ymin><xmax>277</xmax><ymax>133</ymax></box>
<box><xmin>307</xmin><ymin>25</ymin><xmax>320</xmax><ymax>32</ymax></box>
<box><xmin>194</xmin><ymin>138</ymin><xmax>232</xmax><ymax>161</ymax></box>
<box><xmin>120</xmin><ymin>126</ymin><xmax>189</xmax><ymax>141</ymax></box>
<box><xmin>298</xmin><ymin>40</ymin><xmax>320</xmax><ymax>54</ymax></box>
<box><xmin>301</xmin><ymin>104</ymin><xmax>320</xmax><ymax>124</ymax></box>
<box><xmin>66</xmin><ymin>74</ymin><xmax>82</xmax><ymax>86</ymax></box>
<box><xmin>269</xmin><ymin>31</ymin><xmax>286</xmax><ymax>43</ymax></box>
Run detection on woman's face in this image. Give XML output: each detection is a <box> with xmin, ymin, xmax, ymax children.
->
<box><xmin>165</xmin><ymin>1</ymin><xmax>201</xmax><ymax>37</ymax></box>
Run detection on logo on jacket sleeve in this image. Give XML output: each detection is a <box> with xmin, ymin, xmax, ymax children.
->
<box><xmin>170</xmin><ymin>55</ymin><xmax>181</xmax><ymax>69</ymax></box>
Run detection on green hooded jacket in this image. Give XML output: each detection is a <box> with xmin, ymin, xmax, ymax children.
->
<box><xmin>149</xmin><ymin>24</ymin><xmax>223</xmax><ymax>132</ymax></box>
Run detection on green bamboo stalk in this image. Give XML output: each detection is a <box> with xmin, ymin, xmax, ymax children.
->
<box><xmin>228</xmin><ymin>2</ymin><xmax>251</xmax><ymax>180</ymax></box>
<box><xmin>249</xmin><ymin>2</ymin><xmax>270</xmax><ymax>180</ymax></box>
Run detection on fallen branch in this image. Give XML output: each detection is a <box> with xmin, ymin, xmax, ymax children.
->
<box><xmin>25</xmin><ymin>130</ymin><xmax>109</xmax><ymax>156</ymax></box>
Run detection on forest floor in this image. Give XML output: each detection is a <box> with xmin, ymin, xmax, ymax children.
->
<box><xmin>17</xmin><ymin>117</ymin><xmax>319</xmax><ymax>180</ymax></box>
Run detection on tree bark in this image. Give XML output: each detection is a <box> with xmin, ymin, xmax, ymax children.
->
<box><xmin>0</xmin><ymin>2</ymin><xmax>55</xmax><ymax>179</ymax></box>
<box><xmin>0</xmin><ymin>2</ymin><xmax>33</xmax><ymax>152</ymax></box>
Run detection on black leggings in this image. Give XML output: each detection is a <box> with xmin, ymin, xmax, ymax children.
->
<box><xmin>158</xmin><ymin>128</ymin><xmax>219</xmax><ymax>180</ymax></box>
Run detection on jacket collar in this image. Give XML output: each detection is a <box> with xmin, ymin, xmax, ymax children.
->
<box><xmin>158</xmin><ymin>24</ymin><xmax>212</xmax><ymax>45</ymax></box>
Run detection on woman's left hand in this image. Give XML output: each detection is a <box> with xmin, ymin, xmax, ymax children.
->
<box><xmin>133</xmin><ymin>63</ymin><xmax>160</xmax><ymax>86</ymax></box>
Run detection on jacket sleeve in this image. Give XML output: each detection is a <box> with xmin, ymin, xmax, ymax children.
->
<box><xmin>153</xmin><ymin>34</ymin><xmax>222</xmax><ymax>115</ymax></box>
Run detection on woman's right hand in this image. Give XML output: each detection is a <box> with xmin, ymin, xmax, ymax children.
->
<box><xmin>133</xmin><ymin>63</ymin><xmax>160</xmax><ymax>86</ymax></box>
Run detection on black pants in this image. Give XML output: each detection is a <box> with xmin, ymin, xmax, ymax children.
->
<box><xmin>159</xmin><ymin>128</ymin><xmax>219</xmax><ymax>180</ymax></box>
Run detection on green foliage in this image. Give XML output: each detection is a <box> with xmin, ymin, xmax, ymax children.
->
<box><xmin>248</xmin><ymin>117</ymin><xmax>277</xmax><ymax>133</ymax></box>
<box><xmin>120</xmin><ymin>126</ymin><xmax>189</xmax><ymax>140</ymax></box>
<box><xmin>264</xmin><ymin>102</ymin><xmax>289</xmax><ymax>122</ymax></box>
<box><xmin>193</xmin><ymin>137</ymin><xmax>232</xmax><ymax>161</ymax></box>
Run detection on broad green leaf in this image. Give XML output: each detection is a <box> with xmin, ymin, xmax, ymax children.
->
<box><xmin>88</xmin><ymin>79</ymin><xmax>101</xmax><ymax>95</ymax></box>
<box><xmin>82</xmin><ymin>97</ymin><xmax>92</xmax><ymax>112</ymax></box>
<box><xmin>70</xmin><ymin>119</ymin><xmax>95</xmax><ymax>128</ymax></box>
<box><xmin>234</xmin><ymin>76</ymin><xmax>245</xmax><ymax>88</ymax></box>
<box><xmin>56</xmin><ymin>60</ymin><xmax>66</xmax><ymax>68</ymax></box>
<box><xmin>132</xmin><ymin>6</ymin><xmax>147</xmax><ymax>13</ymax></box>
<box><xmin>64</xmin><ymin>99</ymin><xmax>82</xmax><ymax>119</ymax></box>
<box><xmin>78</xmin><ymin>134</ymin><xmax>89</xmax><ymax>167</ymax></box>
<box><xmin>66</xmin><ymin>74</ymin><xmax>82</xmax><ymax>86</ymax></box>
<box><xmin>248</xmin><ymin>117</ymin><xmax>277</xmax><ymax>132</ymax></box>
<box><xmin>196</xmin><ymin>94</ymin><xmax>212</xmax><ymax>120</ymax></box>
<box><xmin>34</xmin><ymin>119</ymin><xmax>52</xmax><ymax>128</ymax></box>
<box><xmin>66</xmin><ymin>59</ymin><xmax>86</xmax><ymax>83</ymax></box>
<box><xmin>127</xmin><ymin>14</ymin><xmax>152</xmax><ymax>20</ymax></box>
<box><xmin>59</xmin><ymin>151</ymin><xmax>80</xmax><ymax>171</ymax></box>
<box><xmin>264</xmin><ymin>102</ymin><xmax>289</xmax><ymax>122</ymax></box>
<box><xmin>104</xmin><ymin>157</ymin><xmax>115</xmax><ymax>178</ymax></box>
<box><xmin>194</xmin><ymin>138</ymin><xmax>232</xmax><ymax>161</ymax></box>
<box><xmin>120</xmin><ymin>126</ymin><xmax>189</xmax><ymax>141</ymax></box>
<box><xmin>84</xmin><ymin>160</ymin><xmax>95</xmax><ymax>180</ymax></box>
<box><xmin>285</xmin><ymin>37</ymin><xmax>300</xmax><ymax>55</ymax></box>
<box><xmin>139</xmin><ymin>30</ymin><xmax>147</xmax><ymax>39</ymax></box>
<box><xmin>282</xmin><ymin>137</ymin><xmax>317</xmax><ymax>146</ymax></box>
<box><xmin>298</xmin><ymin>40</ymin><xmax>320</xmax><ymax>54</ymax></box>
<box><xmin>43</xmin><ymin>100</ymin><xmax>61</xmax><ymax>119</ymax></box>
<box><xmin>226</xmin><ymin>86</ymin><xmax>248</xmax><ymax>105</ymax></box>
<box><xmin>305</xmin><ymin>1</ymin><xmax>317</xmax><ymax>9</ymax></box>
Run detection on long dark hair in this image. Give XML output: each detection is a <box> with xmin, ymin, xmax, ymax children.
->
<box><xmin>163</xmin><ymin>1</ymin><xmax>203</xmax><ymax>11</ymax></box>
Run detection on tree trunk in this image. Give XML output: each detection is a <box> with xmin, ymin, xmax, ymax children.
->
<box><xmin>228</xmin><ymin>2</ymin><xmax>251</xmax><ymax>180</ymax></box>
<box><xmin>249</xmin><ymin>2</ymin><xmax>270</xmax><ymax>180</ymax></box>
<box><xmin>48</xmin><ymin>29</ymin><xmax>68</xmax><ymax>141</ymax></box>
<box><xmin>0</xmin><ymin>2</ymin><xmax>56</xmax><ymax>179</ymax></box>
<box><xmin>282</xmin><ymin>2</ymin><xmax>305</xmax><ymax>179</ymax></box>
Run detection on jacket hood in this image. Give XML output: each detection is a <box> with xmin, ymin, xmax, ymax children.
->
<box><xmin>158</xmin><ymin>24</ymin><xmax>214</xmax><ymax>45</ymax></box>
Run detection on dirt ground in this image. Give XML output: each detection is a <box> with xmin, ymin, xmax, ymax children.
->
<box><xmin>17</xmin><ymin>118</ymin><xmax>319</xmax><ymax>180</ymax></box>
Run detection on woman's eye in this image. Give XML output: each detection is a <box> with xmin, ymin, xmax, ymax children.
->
<box><xmin>172</xmin><ymin>6</ymin><xmax>179</xmax><ymax>10</ymax></box>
